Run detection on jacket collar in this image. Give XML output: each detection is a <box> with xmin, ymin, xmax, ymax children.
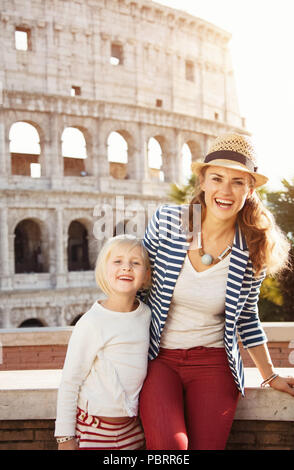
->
<box><xmin>233</xmin><ymin>223</ymin><xmax>248</xmax><ymax>251</ymax></box>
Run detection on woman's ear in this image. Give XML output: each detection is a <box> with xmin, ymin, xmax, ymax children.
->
<box><xmin>198</xmin><ymin>174</ymin><xmax>205</xmax><ymax>192</ymax></box>
<box><xmin>248</xmin><ymin>187</ymin><xmax>255</xmax><ymax>199</ymax></box>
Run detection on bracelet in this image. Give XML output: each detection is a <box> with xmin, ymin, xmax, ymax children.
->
<box><xmin>261</xmin><ymin>373</ymin><xmax>279</xmax><ymax>388</ymax></box>
<box><xmin>56</xmin><ymin>436</ymin><xmax>76</xmax><ymax>444</ymax></box>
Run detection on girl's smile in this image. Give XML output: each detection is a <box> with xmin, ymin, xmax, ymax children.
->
<box><xmin>106</xmin><ymin>245</ymin><xmax>150</xmax><ymax>296</ymax></box>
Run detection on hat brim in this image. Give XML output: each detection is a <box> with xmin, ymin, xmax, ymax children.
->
<box><xmin>191</xmin><ymin>160</ymin><xmax>268</xmax><ymax>188</ymax></box>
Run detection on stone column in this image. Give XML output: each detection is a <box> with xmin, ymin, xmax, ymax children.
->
<box><xmin>0</xmin><ymin>116</ymin><xmax>10</xmax><ymax>178</ymax></box>
<box><xmin>162</xmin><ymin>149</ymin><xmax>178</xmax><ymax>183</ymax></box>
<box><xmin>162</xmin><ymin>132</ymin><xmax>180</xmax><ymax>183</ymax></box>
<box><xmin>96</xmin><ymin>120</ymin><xmax>111</xmax><ymax>178</ymax></box>
<box><xmin>173</xmin><ymin>130</ymin><xmax>184</xmax><ymax>185</ymax></box>
<box><xmin>100</xmin><ymin>33</ymin><xmax>110</xmax><ymax>65</ymax></box>
<box><xmin>197</xmin><ymin>29</ymin><xmax>205</xmax><ymax>118</ymax></box>
<box><xmin>46</xmin><ymin>114</ymin><xmax>63</xmax><ymax>182</ymax></box>
<box><xmin>140</xmin><ymin>126</ymin><xmax>150</xmax><ymax>182</ymax></box>
<box><xmin>55</xmin><ymin>207</ymin><xmax>67</xmax><ymax>288</ymax></box>
<box><xmin>128</xmin><ymin>124</ymin><xmax>145</xmax><ymax>181</ymax></box>
<box><xmin>0</xmin><ymin>306</ymin><xmax>11</xmax><ymax>328</ymax></box>
<box><xmin>0</xmin><ymin>206</ymin><xmax>12</xmax><ymax>290</ymax></box>
<box><xmin>91</xmin><ymin>126</ymin><xmax>106</xmax><ymax>178</ymax></box>
<box><xmin>38</xmin><ymin>130</ymin><xmax>49</xmax><ymax>177</ymax></box>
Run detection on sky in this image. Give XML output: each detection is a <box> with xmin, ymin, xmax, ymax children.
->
<box><xmin>154</xmin><ymin>0</ymin><xmax>294</xmax><ymax>191</ymax></box>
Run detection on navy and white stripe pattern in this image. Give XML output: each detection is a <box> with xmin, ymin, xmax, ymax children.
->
<box><xmin>141</xmin><ymin>204</ymin><xmax>267</xmax><ymax>396</ymax></box>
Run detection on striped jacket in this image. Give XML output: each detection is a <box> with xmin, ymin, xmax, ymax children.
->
<box><xmin>141</xmin><ymin>204</ymin><xmax>267</xmax><ymax>396</ymax></box>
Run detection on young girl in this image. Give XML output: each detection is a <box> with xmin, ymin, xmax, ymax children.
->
<box><xmin>54</xmin><ymin>235</ymin><xmax>151</xmax><ymax>450</ymax></box>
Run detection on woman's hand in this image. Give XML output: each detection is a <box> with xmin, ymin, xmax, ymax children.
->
<box><xmin>58</xmin><ymin>438</ymin><xmax>79</xmax><ymax>450</ymax></box>
<box><xmin>270</xmin><ymin>375</ymin><xmax>294</xmax><ymax>397</ymax></box>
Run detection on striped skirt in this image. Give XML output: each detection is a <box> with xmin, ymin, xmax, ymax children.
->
<box><xmin>75</xmin><ymin>407</ymin><xmax>145</xmax><ymax>450</ymax></box>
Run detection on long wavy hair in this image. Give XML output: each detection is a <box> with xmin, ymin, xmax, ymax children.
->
<box><xmin>188</xmin><ymin>168</ymin><xmax>290</xmax><ymax>278</ymax></box>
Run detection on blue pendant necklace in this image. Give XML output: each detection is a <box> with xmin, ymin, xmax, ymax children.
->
<box><xmin>198</xmin><ymin>232</ymin><xmax>232</xmax><ymax>266</ymax></box>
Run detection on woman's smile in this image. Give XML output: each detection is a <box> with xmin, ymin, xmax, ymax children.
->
<box><xmin>214</xmin><ymin>198</ymin><xmax>234</xmax><ymax>209</ymax></box>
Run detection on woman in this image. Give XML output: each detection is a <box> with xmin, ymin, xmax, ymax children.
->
<box><xmin>139</xmin><ymin>133</ymin><xmax>294</xmax><ymax>450</ymax></box>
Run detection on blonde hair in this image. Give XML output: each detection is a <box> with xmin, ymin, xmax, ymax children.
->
<box><xmin>95</xmin><ymin>235</ymin><xmax>151</xmax><ymax>296</ymax></box>
<box><xmin>188</xmin><ymin>168</ymin><xmax>290</xmax><ymax>278</ymax></box>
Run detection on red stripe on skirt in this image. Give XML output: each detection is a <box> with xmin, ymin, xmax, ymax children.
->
<box><xmin>75</xmin><ymin>408</ymin><xmax>145</xmax><ymax>450</ymax></box>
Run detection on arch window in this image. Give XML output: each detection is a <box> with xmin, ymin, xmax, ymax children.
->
<box><xmin>19</xmin><ymin>318</ymin><xmax>44</xmax><ymax>328</ymax></box>
<box><xmin>70</xmin><ymin>314</ymin><xmax>83</xmax><ymax>326</ymax></box>
<box><xmin>14</xmin><ymin>219</ymin><xmax>46</xmax><ymax>273</ymax></box>
<box><xmin>110</xmin><ymin>43</ymin><xmax>123</xmax><ymax>66</ymax></box>
<box><xmin>185</xmin><ymin>60</ymin><xmax>195</xmax><ymax>82</ymax></box>
<box><xmin>68</xmin><ymin>221</ymin><xmax>90</xmax><ymax>271</ymax></box>
<box><xmin>9</xmin><ymin>122</ymin><xmax>41</xmax><ymax>177</ymax></box>
<box><xmin>62</xmin><ymin>127</ymin><xmax>88</xmax><ymax>176</ymax></box>
<box><xmin>181</xmin><ymin>143</ymin><xmax>192</xmax><ymax>184</ymax></box>
<box><xmin>147</xmin><ymin>137</ymin><xmax>164</xmax><ymax>181</ymax></box>
<box><xmin>113</xmin><ymin>219</ymin><xmax>132</xmax><ymax>237</ymax></box>
<box><xmin>107</xmin><ymin>131</ymin><xmax>128</xmax><ymax>179</ymax></box>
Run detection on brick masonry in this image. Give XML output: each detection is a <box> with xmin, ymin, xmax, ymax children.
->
<box><xmin>0</xmin><ymin>420</ymin><xmax>57</xmax><ymax>450</ymax></box>
<box><xmin>0</xmin><ymin>341</ymin><xmax>292</xmax><ymax>371</ymax></box>
<box><xmin>227</xmin><ymin>420</ymin><xmax>294</xmax><ymax>450</ymax></box>
<box><xmin>0</xmin><ymin>419</ymin><xmax>293</xmax><ymax>450</ymax></box>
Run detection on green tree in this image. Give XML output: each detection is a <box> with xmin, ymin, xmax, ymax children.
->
<box><xmin>262</xmin><ymin>179</ymin><xmax>294</xmax><ymax>321</ymax></box>
<box><xmin>168</xmin><ymin>174</ymin><xmax>196</xmax><ymax>204</ymax></box>
<box><xmin>168</xmin><ymin>177</ymin><xmax>294</xmax><ymax>321</ymax></box>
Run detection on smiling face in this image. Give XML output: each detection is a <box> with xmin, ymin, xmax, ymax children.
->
<box><xmin>105</xmin><ymin>244</ymin><xmax>150</xmax><ymax>297</ymax></box>
<box><xmin>199</xmin><ymin>165</ymin><xmax>254</xmax><ymax>223</ymax></box>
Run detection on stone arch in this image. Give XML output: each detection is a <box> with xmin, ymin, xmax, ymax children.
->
<box><xmin>9</xmin><ymin>121</ymin><xmax>42</xmax><ymax>177</ymax></box>
<box><xmin>106</xmin><ymin>127</ymin><xmax>139</xmax><ymax>179</ymax></box>
<box><xmin>147</xmin><ymin>136</ymin><xmax>164</xmax><ymax>181</ymax></box>
<box><xmin>99</xmin><ymin>120</ymin><xmax>140</xmax><ymax>179</ymax></box>
<box><xmin>63</xmin><ymin>302</ymin><xmax>92</xmax><ymax>326</ymax></box>
<box><xmin>181</xmin><ymin>143</ymin><xmax>192</xmax><ymax>184</ymax></box>
<box><xmin>67</xmin><ymin>219</ymin><xmax>91</xmax><ymax>271</ymax></box>
<box><xmin>18</xmin><ymin>318</ymin><xmax>45</xmax><ymax>327</ymax></box>
<box><xmin>107</xmin><ymin>131</ymin><xmax>129</xmax><ymax>179</ymax></box>
<box><xmin>14</xmin><ymin>218</ymin><xmax>49</xmax><ymax>273</ymax></box>
<box><xmin>180</xmin><ymin>138</ymin><xmax>203</xmax><ymax>183</ymax></box>
<box><xmin>70</xmin><ymin>314</ymin><xmax>83</xmax><ymax>325</ymax></box>
<box><xmin>113</xmin><ymin>218</ymin><xmax>135</xmax><ymax>237</ymax></box>
<box><xmin>185</xmin><ymin>139</ymin><xmax>202</xmax><ymax>162</ymax></box>
<box><xmin>61</xmin><ymin>126</ymin><xmax>89</xmax><ymax>176</ymax></box>
<box><xmin>114</xmin><ymin>207</ymin><xmax>146</xmax><ymax>240</ymax></box>
<box><xmin>144</xmin><ymin>126</ymin><xmax>176</xmax><ymax>182</ymax></box>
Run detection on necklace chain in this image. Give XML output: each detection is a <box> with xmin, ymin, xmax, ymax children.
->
<box><xmin>198</xmin><ymin>232</ymin><xmax>233</xmax><ymax>266</ymax></box>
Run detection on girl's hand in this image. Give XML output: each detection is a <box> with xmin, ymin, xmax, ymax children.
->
<box><xmin>58</xmin><ymin>438</ymin><xmax>79</xmax><ymax>450</ymax></box>
<box><xmin>270</xmin><ymin>375</ymin><xmax>294</xmax><ymax>397</ymax></box>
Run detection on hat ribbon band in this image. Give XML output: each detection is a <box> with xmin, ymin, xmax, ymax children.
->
<box><xmin>204</xmin><ymin>150</ymin><xmax>258</xmax><ymax>173</ymax></box>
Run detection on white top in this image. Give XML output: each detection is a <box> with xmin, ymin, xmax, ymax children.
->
<box><xmin>160</xmin><ymin>253</ymin><xmax>230</xmax><ymax>349</ymax></box>
<box><xmin>55</xmin><ymin>299</ymin><xmax>151</xmax><ymax>436</ymax></box>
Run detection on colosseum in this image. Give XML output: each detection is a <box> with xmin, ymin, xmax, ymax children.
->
<box><xmin>0</xmin><ymin>0</ymin><xmax>247</xmax><ymax>328</ymax></box>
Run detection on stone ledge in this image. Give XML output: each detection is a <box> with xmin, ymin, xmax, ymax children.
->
<box><xmin>1</xmin><ymin>323</ymin><xmax>293</xmax><ymax>346</ymax></box>
<box><xmin>0</xmin><ymin>327</ymin><xmax>72</xmax><ymax>346</ymax></box>
<box><xmin>0</xmin><ymin>368</ymin><xmax>293</xmax><ymax>422</ymax></box>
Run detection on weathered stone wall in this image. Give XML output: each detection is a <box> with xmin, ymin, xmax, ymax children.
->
<box><xmin>1</xmin><ymin>366</ymin><xmax>294</xmax><ymax>450</ymax></box>
<box><xmin>1</xmin><ymin>324</ymin><xmax>293</xmax><ymax>370</ymax></box>
<box><xmin>1</xmin><ymin>419</ymin><xmax>293</xmax><ymax>450</ymax></box>
<box><xmin>0</xmin><ymin>0</ymin><xmax>242</xmax><ymax>124</ymax></box>
<box><xmin>0</xmin><ymin>0</ymin><xmax>246</xmax><ymax>327</ymax></box>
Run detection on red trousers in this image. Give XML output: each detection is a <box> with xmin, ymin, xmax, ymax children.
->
<box><xmin>139</xmin><ymin>346</ymin><xmax>240</xmax><ymax>450</ymax></box>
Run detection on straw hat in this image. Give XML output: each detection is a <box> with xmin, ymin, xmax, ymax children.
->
<box><xmin>191</xmin><ymin>133</ymin><xmax>268</xmax><ymax>188</ymax></box>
